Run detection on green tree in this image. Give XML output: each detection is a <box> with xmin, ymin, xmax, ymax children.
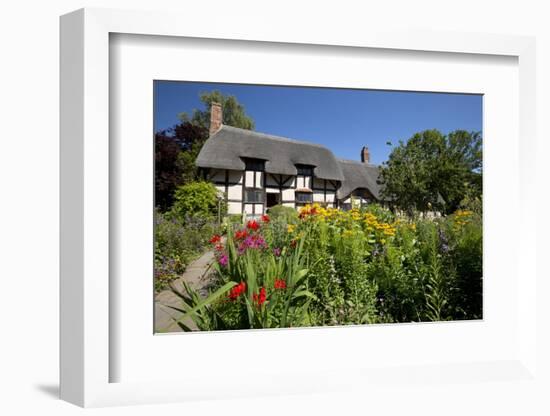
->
<box><xmin>379</xmin><ymin>129</ymin><xmax>482</xmax><ymax>214</ymax></box>
<box><xmin>178</xmin><ymin>90</ymin><xmax>255</xmax><ymax>131</ymax></box>
<box><xmin>171</xmin><ymin>181</ymin><xmax>223</xmax><ymax>222</ymax></box>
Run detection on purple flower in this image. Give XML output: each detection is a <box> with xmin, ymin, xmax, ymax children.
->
<box><xmin>238</xmin><ymin>234</ymin><xmax>267</xmax><ymax>254</ymax></box>
<box><xmin>438</xmin><ymin>228</ymin><xmax>450</xmax><ymax>254</ymax></box>
<box><xmin>273</xmin><ymin>247</ymin><xmax>281</xmax><ymax>257</ymax></box>
<box><xmin>219</xmin><ymin>254</ymin><xmax>228</xmax><ymax>267</ymax></box>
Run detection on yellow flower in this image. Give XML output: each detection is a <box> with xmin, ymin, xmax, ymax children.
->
<box><xmin>343</xmin><ymin>230</ymin><xmax>354</xmax><ymax>238</ymax></box>
<box><xmin>287</xmin><ymin>224</ymin><xmax>296</xmax><ymax>233</ymax></box>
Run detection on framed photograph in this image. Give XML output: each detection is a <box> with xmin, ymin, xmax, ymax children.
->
<box><xmin>152</xmin><ymin>80</ymin><xmax>484</xmax><ymax>335</ymax></box>
<box><xmin>60</xmin><ymin>8</ymin><xmax>538</xmax><ymax>408</ymax></box>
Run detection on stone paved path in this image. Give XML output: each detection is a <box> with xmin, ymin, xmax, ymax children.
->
<box><xmin>154</xmin><ymin>250</ymin><xmax>215</xmax><ymax>333</ymax></box>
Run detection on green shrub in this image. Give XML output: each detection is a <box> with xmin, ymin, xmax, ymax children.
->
<box><xmin>154</xmin><ymin>210</ymin><xmax>221</xmax><ymax>292</ymax></box>
<box><xmin>331</xmin><ymin>229</ymin><xmax>378</xmax><ymax>324</ymax></box>
<box><xmin>267</xmin><ymin>204</ymin><xmax>298</xmax><ymax>223</ymax></box>
<box><xmin>447</xmin><ymin>212</ymin><xmax>482</xmax><ymax>318</ymax></box>
<box><xmin>227</xmin><ymin>213</ymin><xmax>245</xmax><ymax>225</ymax></box>
<box><xmin>301</xmin><ymin>221</ymin><xmax>345</xmax><ymax>325</ymax></box>
<box><xmin>171</xmin><ymin>181</ymin><xmax>224</xmax><ymax>223</ymax></box>
<box><xmin>362</xmin><ymin>203</ymin><xmax>395</xmax><ymax>223</ymax></box>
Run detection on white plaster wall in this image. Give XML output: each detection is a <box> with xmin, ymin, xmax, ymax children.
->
<box><xmin>313</xmin><ymin>191</ymin><xmax>325</xmax><ymax>202</ymax></box>
<box><xmin>227</xmin><ymin>202</ymin><xmax>242</xmax><ymax>214</ymax></box>
<box><xmin>227</xmin><ymin>183</ymin><xmax>242</xmax><ymax>200</ymax></box>
<box><xmin>282</xmin><ymin>188</ymin><xmax>295</xmax><ymax>200</ymax></box>
<box><xmin>255</xmin><ymin>171</ymin><xmax>263</xmax><ymax>187</ymax></box>
<box><xmin>244</xmin><ymin>171</ymin><xmax>254</xmax><ymax>186</ymax></box>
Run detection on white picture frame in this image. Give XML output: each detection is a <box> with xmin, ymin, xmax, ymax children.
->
<box><xmin>60</xmin><ymin>8</ymin><xmax>538</xmax><ymax>408</ymax></box>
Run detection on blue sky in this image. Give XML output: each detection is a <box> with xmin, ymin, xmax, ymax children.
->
<box><xmin>154</xmin><ymin>81</ymin><xmax>482</xmax><ymax>165</ymax></box>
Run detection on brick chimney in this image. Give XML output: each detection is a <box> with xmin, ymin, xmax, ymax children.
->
<box><xmin>361</xmin><ymin>146</ymin><xmax>370</xmax><ymax>163</ymax></box>
<box><xmin>209</xmin><ymin>102</ymin><xmax>223</xmax><ymax>136</ymax></box>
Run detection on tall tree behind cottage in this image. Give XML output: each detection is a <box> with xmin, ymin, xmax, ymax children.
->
<box><xmin>155</xmin><ymin>90</ymin><xmax>255</xmax><ymax>211</ymax></box>
<box><xmin>379</xmin><ymin>129</ymin><xmax>482</xmax><ymax>215</ymax></box>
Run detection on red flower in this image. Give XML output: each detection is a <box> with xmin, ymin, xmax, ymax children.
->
<box><xmin>261</xmin><ymin>214</ymin><xmax>270</xmax><ymax>223</ymax></box>
<box><xmin>235</xmin><ymin>229</ymin><xmax>248</xmax><ymax>240</ymax></box>
<box><xmin>209</xmin><ymin>235</ymin><xmax>221</xmax><ymax>244</ymax></box>
<box><xmin>274</xmin><ymin>279</ymin><xmax>287</xmax><ymax>290</ymax></box>
<box><xmin>246</xmin><ymin>220</ymin><xmax>260</xmax><ymax>231</ymax></box>
<box><xmin>253</xmin><ymin>287</ymin><xmax>267</xmax><ymax>306</ymax></box>
<box><xmin>228</xmin><ymin>281</ymin><xmax>246</xmax><ymax>300</ymax></box>
<box><xmin>215</xmin><ymin>244</ymin><xmax>224</xmax><ymax>251</ymax></box>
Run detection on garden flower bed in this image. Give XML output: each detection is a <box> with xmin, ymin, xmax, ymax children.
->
<box><xmin>165</xmin><ymin>204</ymin><xmax>482</xmax><ymax>331</ymax></box>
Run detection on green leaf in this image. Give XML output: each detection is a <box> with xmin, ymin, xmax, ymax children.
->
<box><xmin>173</xmin><ymin>281</ymin><xmax>236</xmax><ymax>325</ymax></box>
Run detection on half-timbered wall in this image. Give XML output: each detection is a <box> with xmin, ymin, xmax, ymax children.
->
<box><xmin>241</xmin><ymin>158</ymin><xmax>266</xmax><ymax>216</ymax></box>
<box><xmin>207</xmin><ymin>167</ymin><xmax>342</xmax><ymax>215</ymax></box>
<box><xmin>208</xmin><ymin>168</ymin><xmax>244</xmax><ymax>215</ymax></box>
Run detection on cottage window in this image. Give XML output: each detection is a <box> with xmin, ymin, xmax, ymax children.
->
<box><xmin>295</xmin><ymin>191</ymin><xmax>313</xmax><ymax>203</ymax></box>
<box><xmin>243</xmin><ymin>158</ymin><xmax>265</xmax><ymax>171</ymax></box>
<box><xmin>245</xmin><ymin>188</ymin><xmax>264</xmax><ymax>203</ymax></box>
<box><xmin>296</xmin><ymin>164</ymin><xmax>314</xmax><ymax>176</ymax></box>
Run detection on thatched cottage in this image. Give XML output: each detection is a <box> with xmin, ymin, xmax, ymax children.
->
<box><xmin>196</xmin><ymin>103</ymin><xmax>383</xmax><ymax>216</ymax></box>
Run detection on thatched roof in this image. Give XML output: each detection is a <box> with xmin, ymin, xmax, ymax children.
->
<box><xmin>197</xmin><ymin>125</ymin><xmax>385</xmax><ymax>200</ymax></box>
<box><xmin>196</xmin><ymin>126</ymin><xmax>345</xmax><ymax>181</ymax></box>
<box><xmin>337</xmin><ymin>159</ymin><xmax>382</xmax><ymax>200</ymax></box>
